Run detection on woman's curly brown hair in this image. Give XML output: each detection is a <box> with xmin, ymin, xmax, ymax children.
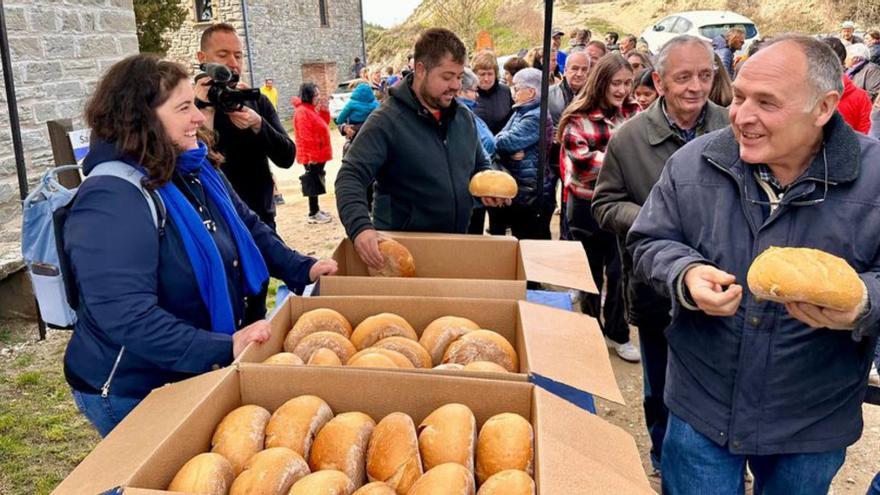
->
<box><xmin>84</xmin><ymin>54</ymin><xmax>190</xmax><ymax>189</ymax></box>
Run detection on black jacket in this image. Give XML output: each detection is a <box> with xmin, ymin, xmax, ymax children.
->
<box><xmin>335</xmin><ymin>74</ymin><xmax>491</xmax><ymax>240</ymax></box>
<box><xmin>215</xmin><ymin>94</ymin><xmax>295</xmax><ymax>226</ymax></box>
<box><xmin>474</xmin><ymin>79</ymin><xmax>514</xmax><ymax>134</ymax></box>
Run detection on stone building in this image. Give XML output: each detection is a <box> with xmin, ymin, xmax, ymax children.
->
<box><xmin>164</xmin><ymin>0</ymin><xmax>365</xmax><ymax>121</ymax></box>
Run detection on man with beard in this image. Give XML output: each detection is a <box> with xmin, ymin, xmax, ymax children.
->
<box><xmin>335</xmin><ymin>28</ymin><xmax>508</xmax><ymax>269</ymax></box>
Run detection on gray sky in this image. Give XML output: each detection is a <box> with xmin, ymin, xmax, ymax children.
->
<box><xmin>362</xmin><ymin>0</ymin><xmax>421</xmax><ymax>28</ymax></box>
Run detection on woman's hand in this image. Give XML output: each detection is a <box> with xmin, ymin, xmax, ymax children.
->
<box><xmin>232</xmin><ymin>320</ymin><xmax>272</xmax><ymax>358</ymax></box>
<box><xmin>309</xmin><ymin>258</ymin><xmax>339</xmax><ymax>282</ymax></box>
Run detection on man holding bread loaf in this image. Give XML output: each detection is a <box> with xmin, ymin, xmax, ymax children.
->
<box><xmin>335</xmin><ymin>29</ymin><xmax>507</xmax><ymax>268</ymax></box>
<box><xmin>628</xmin><ymin>35</ymin><xmax>880</xmax><ymax>494</ymax></box>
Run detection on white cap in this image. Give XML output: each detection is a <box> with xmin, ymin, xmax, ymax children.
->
<box><xmin>841</xmin><ymin>21</ymin><xmax>855</xmax><ymax>29</ymax></box>
<box><xmin>847</xmin><ymin>43</ymin><xmax>871</xmax><ymax>61</ymax></box>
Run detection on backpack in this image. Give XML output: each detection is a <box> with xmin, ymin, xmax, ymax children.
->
<box><xmin>21</xmin><ymin>161</ymin><xmax>166</xmax><ymax>328</ymax></box>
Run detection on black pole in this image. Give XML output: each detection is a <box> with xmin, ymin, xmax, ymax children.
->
<box><xmin>0</xmin><ymin>0</ymin><xmax>29</xmax><ymax>201</ymax></box>
<box><xmin>536</xmin><ymin>0</ymin><xmax>553</xmax><ymax>218</ymax></box>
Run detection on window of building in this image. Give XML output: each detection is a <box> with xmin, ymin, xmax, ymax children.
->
<box><xmin>318</xmin><ymin>0</ymin><xmax>329</xmax><ymax>27</ymax></box>
<box><xmin>195</xmin><ymin>0</ymin><xmax>214</xmax><ymax>23</ymax></box>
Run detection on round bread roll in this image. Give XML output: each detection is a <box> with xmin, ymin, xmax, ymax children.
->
<box><xmin>367</xmin><ymin>412</ymin><xmax>423</xmax><ymax>494</ymax></box>
<box><xmin>211</xmin><ymin>404</ymin><xmax>271</xmax><ymax>476</ymax></box>
<box><xmin>168</xmin><ymin>452</ymin><xmax>234</xmax><ymax>495</ymax></box>
<box><xmin>348</xmin><ymin>352</ymin><xmax>399</xmax><ymax>369</ymax></box>
<box><xmin>262</xmin><ymin>352</ymin><xmax>304</xmax><ymax>366</ymax></box>
<box><xmin>462</xmin><ymin>361</ymin><xmax>508</xmax><ymax>373</ymax></box>
<box><xmin>475</xmin><ymin>413</ymin><xmax>533</xmax><ymax>485</ymax></box>
<box><xmin>352</xmin><ymin>481</ymin><xmax>397</xmax><ymax>495</ymax></box>
<box><xmin>310</xmin><ymin>411</ymin><xmax>376</xmax><ymax>488</ymax></box>
<box><xmin>469</xmin><ymin>170</ymin><xmax>518</xmax><ymax>199</ymax></box>
<box><xmin>747</xmin><ymin>246</ymin><xmax>864</xmax><ymax>311</ymax></box>
<box><xmin>433</xmin><ymin>363</ymin><xmax>464</xmax><ymax>370</ymax></box>
<box><xmin>351</xmin><ymin>313</ymin><xmax>418</xmax><ymax>350</ymax></box>
<box><xmin>407</xmin><ymin>463</ymin><xmax>475</xmax><ymax>495</ymax></box>
<box><xmin>265</xmin><ymin>395</ymin><xmax>334</xmax><ymax>458</ymax></box>
<box><xmin>419</xmin><ymin>316</ymin><xmax>481</xmax><ymax>366</ymax></box>
<box><xmin>293</xmin><ymin>331</ymin><xmax>357</xmax><ymax>363</ymax></box>
<box><xmin>476</xmin><ymin>470</ymin><xmax>535</xmax><ymax>495</ymax></box>
<box><xmin>284</xmin><ymin>308</ymin><xmax>353</xmax><ymax>353</ymax></box>
<box><xmin>442</xmin><ymin>330</ymin><xmax>518</xmax><ymax>372</ymax></box>
<box><xmin>349</xmin><ymin>348</ymin><xmax>415</xmax><ymax>369</ymax></box>
<box><xmin>418</xmin><ymin>403</ymin><xmax>477</xmax><ymax>473</ymax></box>
<box><xmin>368</xmin><ymin>239</ymin><xmax>416</xmax><ymax>278</ymax></box>
<box><xmin>229</xmin><ymin>447</ymin><xmax>309</xmax><ymax>495</ymax></box>
<box><xmin>372</xmin><ymin>337</ymin><xmax>433</xmax><ymax>369</ymax></box>
<box><xmin>309</xmin><ymin>347</ymin><xmax>344</xmax><ymax>366</ymax></box>
<box><xmin>288</xmin><ymin>470</ymin><xmax>354</xmax><ymax>495</ymax></box>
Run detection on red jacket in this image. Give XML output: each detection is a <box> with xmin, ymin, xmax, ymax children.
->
<box><xmin>292</xmin><ymin>97</ymin><xmax>332</xmax><ymax>164</ymax></box>
<box><xmin>839</xmin><ymin>76</ymin><xmax>872</xmax><ymax>134</ymax></box>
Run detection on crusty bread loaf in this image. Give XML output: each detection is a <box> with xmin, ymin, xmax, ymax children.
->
<box><xmin>351</xmin><ymin>313</ymin><xmax>418</xmax><ymax>350</ymax></box>
<box><xmin>348</xmin><ymin>352</ymin><xmax>400</xmax><ymax>369</ymax></box>
<box><xmin>373</xmin><ymin>337</ymin><xmax>433</xmax><ymax>369</ymax></box>
<box><xmin>211</xmin><ymin>404</ymin><xmax>271</xmax><ymax>476</ymax></box>
<box><xmin>366</xmin><ymin>412</ymin><xmax>423</xmax><ymax>494</ymax></box>
<box><xmin>475</xmin><ymin>413</ymin><xmax>533</xmax><ymax>485</ymax></box>
<box><xmin>351</xmin><ymin>481</ymin><xmax>397</xmax><ymax>495</ymax></box>
<box><xmin>476</xmin><ymin>469</ymin><xmax>535</xmax><ymax>495</ymax></box>
<box><xmin>308</xmin><ymin>347</ymin><xmax>344</xmax><ymax>366</ymax></box>
<box><xmin>442</xmin><ymin>330</ymin><xmax>518</xmax><ymax>372</ymax></box>
<box><xmin>309</xmin><ymin>412</ymin><xmax>376</xmax><ymax>488</ymax></box>
<box><xmin>262</xmin><ymin>352</ymin><xmax>305</xmax><ymax>366</ymax></box>
<box><xmin>288</xmin><ymin>470</ymin><xmax>355</xmax><ymax>495</ymax></box>
<box><xmin>284</xmin><ymin>308</ymin><xmax>353</xmax><ymax>352</ymax></box>
<box><xmin>418</xmin><ymin>403</ymin><xmax>477</xmax><ymax>473</ymax></box>
<box><xmin>293</xmin><ymin>331</ymin><xmax>357</xmax><ymax>363</ymax></box>
<box><xmin>468</xmin><ymin>170</ymin><xmax>518</xmax><ymax>199</ymax></box>
<box><xmin>747</xmin><ymin>246</ymin><xmax>864</xmax><ymax>311</ymax></box>
<box><xmin>265</xmin><ymin>395</ymin><xmax>334</xmax><ymax>458</ymax></box>
<box><xmin>167</xmin><ymin>452</ymin><xmax>234</xmax><ymax>495</ymax></box>
<box><xmin>407</xmin><ymin>463</ymin><xmax>475</xmax><ymax>495</ymax></box>
<box><xmin>419</xmin><ymin>316</ymin><xmax>481</xmax><ymax>366</ymax></box>
<box><xmin>228</xmin><ymin>447</ymin><xmax>310</xmax><ymax>495</ymax></box>
<box><xmin>462</xmin><ymin>361</ymin><xmax>508</xmax><ymax>373</ymax></box>
<box><xmin>348</xmin><ymin>348</ymin><xmax>415</xmax><ymax>369</ymax></box>
<box><xmin>368</xmin><ymin>239</ymin><xmax>416</xmax><ymax>278</ymax></box>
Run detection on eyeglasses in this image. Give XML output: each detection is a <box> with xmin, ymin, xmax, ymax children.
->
<box><xmin>743</xmin><ymin>146</ymin><xmax>829</xmax><ymax>208</ymax></box>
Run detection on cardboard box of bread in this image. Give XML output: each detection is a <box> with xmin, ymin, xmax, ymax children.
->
<box><xmin>53</xmin><ymin>365</ymin><xmax>654</xmax><ymax>494</ymax></box>
<box><xmin>316</xmin><ymin>231</ymin><xmax>597</xmax><ymax>299</ymax></box>
<box><xmin>236</xmin><ymin>295</ymin><xmax>624</xmax><ymax>406</ymax></box>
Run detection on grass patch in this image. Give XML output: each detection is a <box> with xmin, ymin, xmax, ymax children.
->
<box><xmin>12</xmin><ymin>353</ymin><xmax>34</xmax><ymax>369</ymax></box>
<box><xmin>14</xmin><ymin>371</ymin><xmax>42</xmax><ymax>388</ymax></box>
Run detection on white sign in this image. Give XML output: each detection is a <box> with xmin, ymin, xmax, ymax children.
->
<box><xmin>67</xmin><ymin>129</ymin><xmax>90</xmax><ymax>163</ymax></box>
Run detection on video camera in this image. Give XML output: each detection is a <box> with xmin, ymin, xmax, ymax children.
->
<box><xmin>196</xmin><ymin>63</ymin><xmax>261</xmax><ymax>113</ymax></box>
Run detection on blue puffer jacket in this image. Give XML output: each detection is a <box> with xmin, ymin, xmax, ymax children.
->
<box><xmin>63</xmin><ymin>140</ymin><xmax>316</xmax><ymax>399</ymax></box>
<box><xmin>494</xmin><ymin>100</ymin><xmax>551</xmax><ymax>205</ymax></box>
<box><xmin>336</xmin><ymin>83</ymin><xmax>380</xmax><ymax>125</ymax></box>
<box><xmin>458</xmin><ymin>97</ymin><xmax>495</xmax><ymax>158</ymax></box>
<box><xmin>628</xmin><ymin>114</ymin><xmax>880</xmax><ymax>455</ymax></box>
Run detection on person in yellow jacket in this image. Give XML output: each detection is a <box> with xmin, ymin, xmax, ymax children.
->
<box><xmin>260</xmin><ymin>78</ymin><xmax>278</xmax><ymax>108</ymax></box>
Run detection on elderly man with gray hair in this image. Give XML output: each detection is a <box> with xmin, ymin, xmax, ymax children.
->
<box><xmin>847</xmin><ymin>43</ymin><xmax>880</xmax><ymax>101</ymax></box>
<box><xmin>627</xmin><ymin>34</ymin><xmax>880</xmax><ymax>493</ymax></box>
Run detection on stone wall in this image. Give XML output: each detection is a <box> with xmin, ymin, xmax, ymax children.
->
<box><xmin>163</xmin><ymin>0</ymin><xmax>250</xmax><ymax>81</ymax></box>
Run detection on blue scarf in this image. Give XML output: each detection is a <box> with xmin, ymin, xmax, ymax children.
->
<box><xmin>157</xmin><ymin>142</ymin><xmax>269</xmax><ymax>334</ymax></box>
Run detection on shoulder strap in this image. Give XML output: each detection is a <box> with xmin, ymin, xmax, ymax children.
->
<box><xmin>87</xmin><ymin>161</ymin><xmax>166</xmax><ymax>232</ymax></box>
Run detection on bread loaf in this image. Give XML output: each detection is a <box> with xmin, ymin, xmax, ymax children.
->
<box><xmin>475</xmin><ymin>413</ymin><xmax>533</xmax><ymax>485</ymax></box>
<box><xmin>229</xmin><ymin>447</ymin><xmax>309</xmax><ymax>495</ymax></box>
<box><xmin>442</xmin><ymin>330</ymin><xmax>518</xmax><ymax>372</ymax></box>
<box><xmin>368</xmin><ymin>239</ymin><xmax>416</xmax><ymax>278</ymax></box>
<box><xmin>167</xmin><ymin>452</ymin><xmax>234</xmax><ymax>495</ymax></box>
<box><xmin>265</xmin><ymin>395</ymin><xmax>334</xmax><ymax>458</ymax></box>
<box><xmin>747</xmin><ymin>246</ymin><xmax>864</xmax><ymax>311</ymax></box>
<box><xmin>308</xmin><ymin>347</ymin><xmax>344</xmax><ymax>366</ymax></box>
<box><xmin>433</xmin><ymin>363</ymin><xmax>464</xmax><ymax>370</ymax></box>
<box><xmin>366</xmin><ymin>412</ymin><xmax>423</xmax><ymax>494</ymax></box>
<box><xmin>348</xmin><ymin>352</ymin><xmax>400</xmax><ymax>369</ymax></box>
<box><xmin>292</xmin><ymin>331</ymin><xmax>357</xmax><ymax>364</ymax></box>
<box><xmin>419</xmin><ymin>316</ymin><xmax>481</xmax><ymax>366</ymax></box>
<box><xmin>309</xmin><ymin>411</ymin><xmax>376</xmax><ymax>488</ymax></box>
<box><xmin>348</xmin><ymin>348</ymin><xmax>415</xmax><ymax>369</ymax></box>
<box><xmin>351</xmin><ymin>481</ymin><xmax>397</xmax><ymax>495</ymax></box>
<box><xmin>468</xmin><ymin>170</ymin><xmax>518</xmax><ymax>199</ymax></box>
<box><xmin>417</xmin><ymin>403</ymin><xmax>476</xmax><ymax>473</ymax></box>
<box><xmin>288</xmin><ymin>470</ymin><xmax>355</xmax><ymax>495</ymax></box>
<box><xmin>373</xmin><ymin>337</ymin><xmax>433</xmax><ymax>369</ymax></box>
<box><xmin>407</xmin><ymin>463</ymin><xmax>475</xmax><ymax>495</ymax></box>
<box><xmin>476</xmin><ymin>470</ymin><xmax>535</xmax><ymax>495</ymax></box>
<box><xmin>211</xmin><ymin>404</ymin><xmax>271</xmax><ymax>475</ymax></box>
<box><xmin>262</xmin><ymin>352</ymin><xmax>304</xmax><ymax>366</ymax></box>
<box><xmin>462</xmin><ymin>361</ymin><xmax>508</xmax><ymax>373</ymax></box>
<box><xmin>284</xmin><ymin>308</ymin><xmax>353</xmax><ymax>352</ymax></box>
<box><xmin>350</xmin><ymin>313</ymin><xmax>418</xmax><ymax>350</ymax></box>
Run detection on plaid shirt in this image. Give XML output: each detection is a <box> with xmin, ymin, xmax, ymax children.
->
<box><xmin>560</xmin><ymin>102</ymin><xmax>641</xmax><ymax>200</ymax></box>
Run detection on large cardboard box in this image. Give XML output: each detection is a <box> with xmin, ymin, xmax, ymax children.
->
<box><xmin>53</xmin><ymin>365</ymin><xmax>654</xmax><ymax>494</ymax></box>
<box><xmin>318</xmin><ymin>232</ymin><xmax>597</xmax><ymax>298</ymax></box>
<box><xmin>239</xmin><ymin>295</ymin><xmax>624</xmax><ymax>405</ymax></box>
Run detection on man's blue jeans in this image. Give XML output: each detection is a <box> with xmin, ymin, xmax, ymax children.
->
<box><xmin>662</xmin><ymin>413</ymin><xmax>846</xmax><ymax>495</ymax></box>
<box><xmin>71</xmin><ymin>389</ymin><xmax>142</xmax><ymax>437</ymax></box>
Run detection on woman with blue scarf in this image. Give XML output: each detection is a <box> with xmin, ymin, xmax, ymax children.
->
<box><xmin>63</xmin><ymin>54</ymin><xmax>338</xmax><ymax>436</ymax></box>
